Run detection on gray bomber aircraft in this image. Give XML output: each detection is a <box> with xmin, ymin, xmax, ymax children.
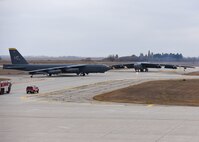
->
<box><xmin>3</xmin><ymin>48</ymin><xmax>110</xmax><ymax>77</ymax></box>
<box><xmin>111</xmin><ymin>62</ymin><xmax>194</xmax><ymax>72</ymax></box>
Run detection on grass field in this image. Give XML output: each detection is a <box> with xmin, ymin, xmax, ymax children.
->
<box><xmin>186</xmin><ymin>72</ymin><xmax>199</xmax><ymax>76</ymax></box>
<box><xmin>0</xmin><ymin>78</ymin><xmax>10</xmax><ymax>81</ymax></box>
<box><xmin>94</xmin><ymin>79</ymin><xmax>199</xmax><ymax>106</ymax></box>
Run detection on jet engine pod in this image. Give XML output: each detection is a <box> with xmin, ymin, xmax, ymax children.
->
<box><xmin>164</xmin><ymin>65</ymin><xmax>177</xmax><ymax>69</ymax></box>
<box><xmin>48</xmin><ymin>69</ymin><xmax>62</xmax><ymax>74</ymax></box>
<box><xmin>65</xmin><ymin>68</ymin><xmax>79</xmax><ymax>73</ymax></box>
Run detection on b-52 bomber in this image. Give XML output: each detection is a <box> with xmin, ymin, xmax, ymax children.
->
<box><xmin>3</xmin><ymin>48</ymin><xmax>110</xmax><ymax>77</ymax></box>
<box><xmin>111</xmin><ymin>62</ymin><xmax>194</xmax><ymax>72</ymax></box>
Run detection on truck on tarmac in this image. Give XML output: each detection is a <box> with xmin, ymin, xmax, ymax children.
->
<box><xmin>0</xmin><ymin>81</ymin><xmax>12</xmax><ymax>95</ymax></box>
<box><xmin>26</xmin><ymin>86</ymin><xmax>39</xmax><ymax>94</ymax></box>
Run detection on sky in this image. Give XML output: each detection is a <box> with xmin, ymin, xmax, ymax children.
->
<box><xmin>0</xmin><ymin>0</ymin><xmax>199</xmax><ymax>57</ymax></box>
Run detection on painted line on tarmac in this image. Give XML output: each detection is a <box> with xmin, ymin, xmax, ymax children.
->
<box><xmin>147</xmin><ymin>104</ymin><xmax>154</xmax><ymax>107</ymax></box>
<box><xmin>20</xmin><ymin>96</ymin><xmax>28</xmax><ymax>100</ymax></box>
<box><xmin>13</xmin><ymin>78</ymin><xmax>54</xmax><ymax>85</ymax></box>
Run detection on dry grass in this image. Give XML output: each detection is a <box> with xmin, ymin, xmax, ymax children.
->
<box><xmin>185</xmin><ymin>72</ymin><xmax>199</xmax><ymax>76</ymax></box>
<box><xmin>0</xmin><ymin>78</ymin><xmax>10</xmax><ymax>81</ymax></box>
<box><xmin>0</xmin><ymin>68</ymin><xmax>26</xmax><ymax>75</ymax></box>
<box><xmin>94</xmin><ymin>79</ymin><xmax>199</xmax><ymax>106</ymax></box>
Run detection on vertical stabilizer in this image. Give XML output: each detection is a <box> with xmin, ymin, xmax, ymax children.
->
<box><xmin>9</xmin><ymin>48</ymin><xmax>28</xmax><ymax>64</ymax></box>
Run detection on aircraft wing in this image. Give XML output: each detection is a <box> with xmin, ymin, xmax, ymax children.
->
<box><xmin>111</xmin><ymin>62</ymin><xmax>195</xmax><ymax>70</ymax></box>
<box><xmin>111</xmin><ymin>63</ymin><xmax>161</xmax><ymax>69</ymax></box>
<box><xmin>111</xmin><ymin>63</ymin><xmax>135</xmax><ymax>69</ymax></box>
<box><xmin>140</xmin><ymin>63</ymin><xmax>161</xmax><ymax>68</ymax></box>
<box><xmin>29</xmin><ymin>64</ymin><xmax>87</xmax><ymax>74</ymax></box>
<box><xmin>176</xmin><ymin>65</ymin><xmax>195</xmax><ymax>69</ymax></box>
<box><xmin>141</xmin><ymin>63</ymin><xmax>194</xmax><ymax>69</ymax></box>
<box><xmin>160</xmin><ymin>64</ymin><xmax>195</xmax><ymax>69</ymax></box>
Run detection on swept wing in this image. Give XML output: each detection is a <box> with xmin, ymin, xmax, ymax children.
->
<box><xmin>29</xmin><ymin>64</ymin><xmax>87</xmax><ymax>75</ymax></box>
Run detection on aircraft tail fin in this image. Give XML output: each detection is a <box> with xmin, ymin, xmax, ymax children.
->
<box><xmin>9</xmin><ymin>48</ymin><xmax>28</xmax><ymax>64</ymax></box>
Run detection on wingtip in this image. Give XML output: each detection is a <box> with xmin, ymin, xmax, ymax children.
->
<box><xmin>9</xmin><ymin>48</ymin><xmax>17</xmax><ymax>50</ymax></box>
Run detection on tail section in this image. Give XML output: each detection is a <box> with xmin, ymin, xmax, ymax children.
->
<box><xmin>9</xmin><ymin>48</ymin><xmax>28</xmax><ymax>64</ymax></box>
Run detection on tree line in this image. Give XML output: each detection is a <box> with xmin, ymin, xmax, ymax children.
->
<box><xmin>103</xmin><ymin>52</ymin><xmax>198</xmax><ymax>62</ymax></box>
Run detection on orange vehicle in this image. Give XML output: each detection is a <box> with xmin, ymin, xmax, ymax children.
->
<box><xmin>0</xmin><ymin>81</ymin><xmax>12</xmax><ymax>95</ymax></box>
<box><xmin>26</xmin><ymin>86</ymin><xmax>39</xmax><ymax>94</ymax></box>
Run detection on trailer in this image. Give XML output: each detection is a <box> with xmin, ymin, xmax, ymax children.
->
<box><xmin>0</xmin><ymin>81</ymin><xmax>12</xmax><ymax>95</ymax></box>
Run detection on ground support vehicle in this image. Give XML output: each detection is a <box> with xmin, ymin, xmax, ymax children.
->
<box><xmin>0</xmin><ymin>81</ymin><xmax>12</xmax><ymax>95</ymax></box>
<box><xmin>26</xmin><ymin>86</ymin><xmax>39</xmax><ymax>94</ymax></box>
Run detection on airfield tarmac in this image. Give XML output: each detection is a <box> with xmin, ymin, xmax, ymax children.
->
<box><xmin>1</xmin><ymin>69</ymin><xmax>199</xmax><ymax>142</ymax></box>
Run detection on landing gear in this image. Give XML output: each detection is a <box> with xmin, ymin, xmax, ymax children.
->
<box><xmin>135</xmin><ymin>68</ymin><xmax>148</xmax><ymax>72</ymax></box>
<box><xmin>30</xmin><ymin>75</ymin><xmax>33</xmax><ymax>78</ymax></box>
<box><xmin>48</xmin><ymin>74</ymin><xmax>52</xmax><ymax>77</ymax></box>
<box><xmin>78</xmin><ymin>72</ymin><xmax>87</xmax><ymax>76</ymax></box>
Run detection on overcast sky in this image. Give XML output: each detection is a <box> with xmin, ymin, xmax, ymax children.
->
<box><xmin>1</xmin><ymin>0</ymin><xmax>199</xmax><ymax>57</ymax></box>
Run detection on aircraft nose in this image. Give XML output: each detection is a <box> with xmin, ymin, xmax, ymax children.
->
<box><xmin>104</xmin><ymin>65</ymin><xmax>111</xmax><ymax>71</ymax></box>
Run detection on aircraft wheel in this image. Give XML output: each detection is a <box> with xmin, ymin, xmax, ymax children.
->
<box><xmin>79</xmin><ymin>73</ymin><xmax>86</xmax><ymax>76</ymax></box>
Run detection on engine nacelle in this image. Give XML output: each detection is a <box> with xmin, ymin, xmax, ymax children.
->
<box><xmin>48</xmin><ymin>69</ymin><xmax>62</xmax><ymax>74</ymax></box>
<box><xmin>111</xmin><ymin>64</ymin><xmax>125</xmax><ymax>69</ymax></box>
<box><xmin>134</xmin><ymin>64</ymin><xmax>145</xmax><ymax>72</ymax></box>
<box><xmin>164</xmin><ymin>65</ymin><xmax>177</xmax><ymax>69</ymax></box>
<box><xmin>64</xmin><ymin>68</ymin><xmax>79</xmax><ymax>73</ymax></box>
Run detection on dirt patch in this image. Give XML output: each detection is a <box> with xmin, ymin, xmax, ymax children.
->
<box><xmin>0</xmin><ymin>68</ymin><xmax>26</xmax><ymax>75</ymax></box>
<box><xmin>185</xmin><ymin>72</ymin><xmax>199</xmax><ymax>76</ymax></box>
<box><xmin>94</xmin><ymin>79</ymin><xmax>199</xmax><ymax>106</ymax></box>
<box><xmin>0</xmin><ymin>78</ymin><xmax>10</xmax><ymax>81</ymax></box>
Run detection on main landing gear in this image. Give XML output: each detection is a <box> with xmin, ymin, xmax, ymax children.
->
<box><xmin>77</xmin><ymin>73</ymin><xmax>89</xmax><ymax>76</ymax></box>
<box><xmin>135</xmin><ymin>68</ymin><xmax>148</xmax><ymax>72</ymax></box>
<box><xmin>30</xmin><ymin>73</ymin><xmax>52</xmax><ymax>78</ymax></box>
